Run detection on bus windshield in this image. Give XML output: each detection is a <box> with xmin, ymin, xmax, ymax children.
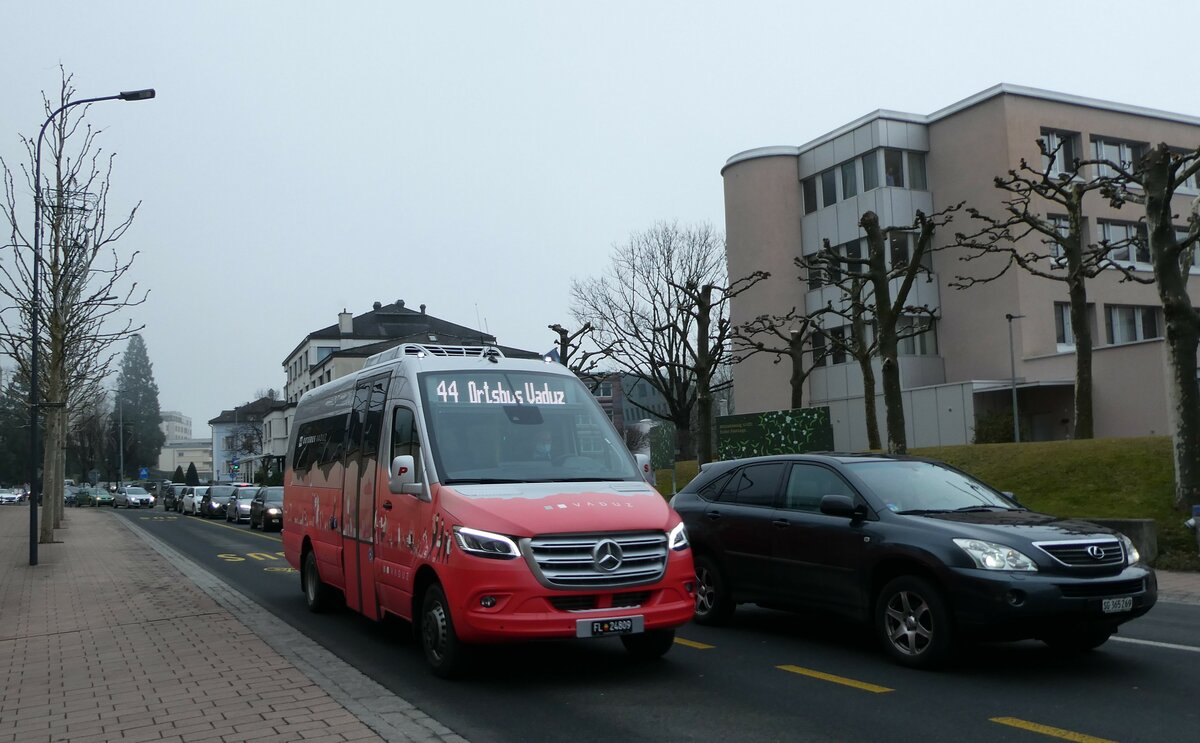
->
<box><xmin>418</xmin><ymin>370</ymin><xmax>642</xmax><ymax>485</ymax></box>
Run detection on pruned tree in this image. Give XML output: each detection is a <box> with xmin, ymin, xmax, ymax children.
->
<box><xmin>172</xmin><ymin>465</ymin><xmax>185</xmax><ymax>483</ymax></box>
<box><xmin>731</xmin><ymin>307</ymin><xmax>827</xmax><ymax>410</ymax></box>
<box><xmin>570</xmin><ymin>221</ymin><xmax>767</xmax><ymax>462</ymax></box>
<box><xmin>951</xmin><ymin>137</ymin><xmax>1151</xmax><ymax>439</ymax></box>
<box><xmin>1098</xmin><ymin>143</ymin><xmax>1200</xmax><ymax>512</ymax></box>
<box><xmin>185</xmin><ymin>462</ymin><xmax>199</xmax><ymax>486</ymax></box>
<box><xmin>0</xmin><ymin>70</ymin><xmax>148</xmax><ymax>541</ymax></box>
<box><xmin>802</xmin><ymin>207</ymin><xmax>960</xmax><ymax>454</ymax></box>
<box><xmin>547</xmin><ymin>322</ymin><xmax>611</xmax><ymax>380</ymax></box>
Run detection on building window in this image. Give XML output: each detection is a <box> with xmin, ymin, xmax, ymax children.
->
<box><xmin>829</xmin><ymin>327</ymin><xmax>847</xmax><ymax>365</ymax></box>
<box><xmin>1092</xmin><ymin>137</ymin><xmax>1146</xmax><ymax>178</ymax></box>
<box><xmin>803</xmin><ymin>176</ymin><xmax>818</xmax><ymax>214</ymax></box>
<box><xmin>1176</xmin><ymin>227</ymin><xmax>1200</xmax><ymax>270</ymax></box>
<box><xmin>889</xmin><ymin>233</ymin><xmax>909</xmax><ymax>268</ymax></box>
<box><xmin>907</xmin><ymin>152</ymin><xmax>927</xmax><ymax>190</ymax></box>
<box><xmin>1105</xmin><ymin>305</ymin><xmax>1161</xmax><ymax>345</ymax></box>
<box><xmin>821</xmin><ymin>169</ymin><xmax>838</xmax><ymax>208</ymax></box>
<box><xmin>1054</xmin><ymin>302</ymin><xmax>1074</xmax><ymax>347</ymax></box>
<box><xmin>1099</xmin><ymin>220</ymin><xmax>1148</xmax><ymax>263</ymax></box>
<box><xmin>841</xmin><ymin>161</ymin><xmax>857</xmax><ymax>199</ymax></box>
<box><xmin>897</xmin><ymin>317</ymin><xmax>937</xmax><ymax>356</ymax></box>
<box><xmin>862</xmin><ymin>150</ymin><xmax>879</xmax><ymax>191</ymax></box>
<box><xmin>1048</xmin><ymin>215</ymin><xmax>1071</xmax><ymax>259</ymax></box>
<box><xmin>884</xmin><ymin>149</ymin><xmax>905</xmax><ymax>187</ymax></box>
<box><xmin>1042</xmin><ymin>129</ymin><xmax>1079</xmax><ymax>178</ymax></box>
<box><xmin>807</xmin><ymin>263</ymin><xmax>823</xmax><ymax>290</ymax></box>
<box><xmin>811</xmin><ymin>331</ymin><xmax>827</xmax><ymax>367</ymax></box>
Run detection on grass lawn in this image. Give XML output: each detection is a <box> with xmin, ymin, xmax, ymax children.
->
<box><xmin>657</xmin><ymin>436</ymin><xmax>1199</xmax><ymax>570</ymax></box>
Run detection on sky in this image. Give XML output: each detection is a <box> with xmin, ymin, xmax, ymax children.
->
<box><xmin>2</xmin><ymin>0</ymin><xmax>1198</xmax><ymax>437</ymax></box>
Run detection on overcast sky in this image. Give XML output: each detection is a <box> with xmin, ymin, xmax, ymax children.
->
<box><xmin>2</xmin><ymin>0</ymin><xmax>1197</xmax><ymax>437</ymax></box>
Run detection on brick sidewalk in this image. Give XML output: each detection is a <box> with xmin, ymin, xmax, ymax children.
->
<box><xmin>0</xmin><ymin>506</ymin><xmax>463</xmax><ymax>743</ymax></box>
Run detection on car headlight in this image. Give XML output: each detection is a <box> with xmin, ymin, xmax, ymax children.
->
<box><xmin>267</xmin><ymin>508</ymin><xmax>281</xmax><ymax>515</ymax></box>
<box><xmin>452</xmin><ymin>526</ymin><xmax>520</xmax><ymax>559</ymax></box>
<box><xmin>668</xmin><ymin>522</ymin><xmax>689</xmax><ymax>551</ymax></box>
<box><xmin>953</xmin><ymin>539</ymin><xmax>1038</xmax><ymax>571</ymax></box>
<box><xmin>1119</xmin><ymin>535</ymin><xmax>1141</xmax><ymax>565</ymax></box>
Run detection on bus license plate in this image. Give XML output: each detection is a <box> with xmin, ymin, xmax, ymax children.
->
<box><xmin>1102</xmin><ymin>597</ymin><xmax>1133</xmax><ymax>613</ymax></box>
<box><xmin>577</xmin><ymin>616</ymin><xmax>643</xmax><ymax>638</ymax></box>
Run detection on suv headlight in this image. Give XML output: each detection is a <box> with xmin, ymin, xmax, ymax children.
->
<box><xmin>1119</xmin><ymin>534</ymin><xmax>1141</xmax><ymax>565</ymax></box>
<box><xmin>668</xmin><ymin>522</ymin><xmax>689</xmax><ymax>551</ymax></box>
<box><xmin>453</xmin><ymin>526</ymin><xmax>520</xmax><ymax>559</ymax></box>
<box><xmin>953</xmin><ymin>539</ymin><xmax>1038</xmax><ymax>571</ymax></box>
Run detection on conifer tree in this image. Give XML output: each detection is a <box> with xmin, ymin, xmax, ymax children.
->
<box><xmin>172</xmin><ymin>465</ymin><xmax>184</xmax><ymax>483</ymax></box>
<box><xmin>110</xmin><ymin>335</ymin><xmax>164</xmax><ymax>480</ymax></box>
<box><xmin>185</xmin><ymin>462</ymin><xmax>199</xmax><ymax>486</ymax></box>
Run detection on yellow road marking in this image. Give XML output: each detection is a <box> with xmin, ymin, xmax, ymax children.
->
<box><xmin>990</xmin><ymin>717</ymin><xmax>1117</xmax><ymax>743</ymax></box>
<box><xmin>776</xmin><ymin>665</ymin><xmax>893</xmax><ymax>693</ymax></box>
<box><xmin>190</xmin><ymin>516</ymin><xmax>283</xmax><ymax>543</ymax></box>
<box><xmin>674</xmin><ymin>637</ymin><xmax>714</xmax><ymax>649</ymax></box>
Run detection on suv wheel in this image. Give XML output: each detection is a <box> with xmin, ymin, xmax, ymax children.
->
<box><xmin>875</xmin><ymin>575</ymin><xmax>953</xmax><ymax>669</ymax></box>
<box><xmin>693</xmin><ymin>556</ymin><xmax>735</xmax><ymax>625</ymax></box>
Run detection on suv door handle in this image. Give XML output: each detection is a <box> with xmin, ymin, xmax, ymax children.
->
<box><xmin>382</xmin><ymin>501</ymin><xmax>393</xmax><ymax>511</ymax></box>
<box><xmin>772</xmin><ymin>519</ymin><xmax>790</xmax><ymax>528</ymax></box>
<box><xmin>705</xmin><ymin>511</ymin><xmax>721</xmax><ymax>520</ymax></box>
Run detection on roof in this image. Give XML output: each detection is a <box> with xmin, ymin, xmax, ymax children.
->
<box><xmin>723</xmin><ymin>83</ymin><xmax>1200</xmax><ymax>173</ymax></box>
<box><xmin>207</xmin><ymin>396</ymin><xmax>288</xmax><ymax>425</ymax></box>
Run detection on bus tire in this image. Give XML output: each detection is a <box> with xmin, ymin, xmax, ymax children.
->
<box><xmin>303</xmin><ymin>550</ymin><xmax>336</xmax><ymax>613</ymax></box>
<box><xmin>421</xmin><ymin>584</ymin><xmax>466</xmax><ymax>678</ymax></box>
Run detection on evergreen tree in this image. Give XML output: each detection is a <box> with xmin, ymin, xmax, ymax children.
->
<box><xmin>110</xmin><ymin>335</ymin><xmax>165</xmax><ymax>480</ymax></box>
<box><xmin>185</xmin><ymin>462</ymin><xmax>199</xmax><ymax>486</ymax></box>
<box><xmin>0</xmin><ymin>370</ymin><xmax>31</xmax><ymax>485</ymax></box>
<box><xmin>172</xmin><ymin>465</ymin><xmax>185</xmax><ymax>483</ymax></box>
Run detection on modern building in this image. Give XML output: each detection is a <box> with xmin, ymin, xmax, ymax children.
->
<box><xmin>156</xmin><ymin>439</ymin><xmax>212</xmax><ymax>482</ymax></box>
<box><xmin>159</xmin><ymin>410</ymin><xmax>192</xmax><ymax>442</ymax></box>
<box><xmin>282</xmin><ymin>300</ymin><xmax>540</xmax><ymax>404</ymax></box>
<box><xmin>723</xmin><ymin>83</ymin><xmax>1200</xmax><ymax>449</ymax></box>
<box><xmin>208</xmin><ymin>397</ymin><xmax>286</xmax><ymax>482</ymax></box>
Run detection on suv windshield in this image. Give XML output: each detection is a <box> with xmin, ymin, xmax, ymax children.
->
<box><xmin>418</xmin><ymin>370</ymin><xmax>640</xmax><ymax>486</ymax></box>
<box><xmin>846</xmin><ymin>460</ymin><xmax>1017</xmax><ymax>513</ymax></box>
<box><xmin>209</xmin><ymin>486</ymin><xmax>236</xmax><ymax>498</ymax></box>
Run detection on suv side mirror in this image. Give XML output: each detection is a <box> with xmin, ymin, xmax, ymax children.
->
<box><xmin>820</xmin><ymin>494</ymin><xmax>866</xmax><ymax>521</ymax></box>
<box><xmin>388</xmin><ymin>455</ymin><xmax>423</xmax><ymax>496</ymax></box>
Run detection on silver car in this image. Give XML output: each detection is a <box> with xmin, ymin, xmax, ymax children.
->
<box><xmin>114</xmin><ymin>486</ymin><xmax>153</xmax><ymax>508</ymax></box>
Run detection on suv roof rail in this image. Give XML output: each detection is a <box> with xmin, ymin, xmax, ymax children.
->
<box><xmin>362</xmin><ymin>343</ymin><xmax>506</xmax><ymax>368</ymax></box>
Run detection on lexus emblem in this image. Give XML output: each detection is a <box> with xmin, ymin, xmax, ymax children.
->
<box><xmin>592</xmin><ymin>539</ymin><xmax>624</xmax><ymax>572</ymax></box>
<box><xmin>1086</xmin><ymin>545</ymin><xmax>1106</xmax><ymax>560</ymax></box>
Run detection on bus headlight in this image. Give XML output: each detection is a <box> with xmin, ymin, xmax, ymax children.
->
<box><xmin>453</xmin><ymin>526</ymin><xmax>520</xmax><ymax>559</ymax></box>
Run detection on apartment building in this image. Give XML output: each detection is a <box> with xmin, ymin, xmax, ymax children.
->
<box><xmin>159</xmin><ymin>410</ymin><xmax>192</xmax><ymax>442</ymax></box>
<box><xmin>723</xmin><ymin>84</ymin><xmax>1200</xmax><ymax>449</ymax></box>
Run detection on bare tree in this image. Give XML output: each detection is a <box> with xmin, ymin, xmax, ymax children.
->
<box><xmin>570</xmin><ymin>221</ymin><xmax>766</xmax><ymax>462</ymax></box>
<box><xmin>547</xmin><ymin>322</ymin><xmax>611</xmax><ymax>380</ymax></box>
<box><xmin>0</xmin><ymin>71</ymin><xmax>146</xmax><ymax>541</ymax></box>
<box><xmin>1098</xmin><ymin>143</ymin><xmax>1200</xmax><ymax>511</ymax></box>
<box><xmin>732</xmin><ymin>307</ymin><xmax>827</xmax><ymax>410</ymax></box>
<box><xmin>951</xmin><ymin>138</ymin><xmax>1151</xmax><ymax>439</ymax></box>
<box><xmin>800</xmin><ymin>208</ymin><xmax>960</xmax><ymax>454</ymax></box>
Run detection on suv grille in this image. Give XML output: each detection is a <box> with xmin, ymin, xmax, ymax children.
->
<box><xmin>1035</xmin><ymin>539</ymin><xmax>1125</xmax><ymax>567</ymax></box>
<box><xmin>523</xmin><ymin>532</ymin><xmax>668</xmax><ymax>589</ymax></box>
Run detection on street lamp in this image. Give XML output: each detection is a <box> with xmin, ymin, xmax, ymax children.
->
<box><xmin>28</xmin><ymin>88</ymin><xmax>155</xmax><ymax>566</ymax></box>
<box><xmin>1005</xmin><ymin>313</ymin><xmax>1025</xmax><ymax>444</ymax></box>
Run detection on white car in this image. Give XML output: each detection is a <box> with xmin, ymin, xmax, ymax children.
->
<box><xmin>114</xmin><ymin>486</ymin><xmax>153</xmax><ymax>508</ymax></box>
<box><xmin>181</xmin><ymin>486</ymin><xmax>209</xmax><ymax>515</ymax></box>
<box><xmin>0</xmin><ymin>489</ymin><xmax>23</xmax><ymax>505</ymax></box>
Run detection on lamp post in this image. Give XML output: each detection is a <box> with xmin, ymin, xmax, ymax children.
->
<box><xmin>28</xmin><ymin>88</ymin><xmax>154</xmax><ymax>566</ymax></box>
<box><xmin>1005</xmin><ymin>313</ymin><xmax>1025</xmax><ymax>444</ymax></box>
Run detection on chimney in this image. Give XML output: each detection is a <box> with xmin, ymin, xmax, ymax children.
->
<box><xmin>420</xmin><ymin>303</ymin><xmax>426</xmax><ymax>314</ymax></box>
<box><xmin>398</xmin><ymin>299</ymin><xmax>405</xmax><ymax>308</ymax></box>
<box><xmin>372</xmin><ymin>301</ymin><xmax>382</xmax><ymax>310</ymax></box>
<box><xmin>338</xmin><ymin>309</ymin><xmax>353</xmax><ymax>335</ymax></box>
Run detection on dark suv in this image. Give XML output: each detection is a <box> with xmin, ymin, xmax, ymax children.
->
<box><xmin>671</xmin><ymin>453</ymin><xmax>1157</xmax><ymax>668</ymax></box>
<box><xmin>201</xmin><ymin>484</ymin><xmax>239</xmax><ymax>519</ymax></box>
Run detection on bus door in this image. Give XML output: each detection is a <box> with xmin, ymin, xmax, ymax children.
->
<box><xmin>374</xmin><ymin>404</ymin><xmax>429</xmax><ymax>618</ymax></box>
<box><xmin>341</xmin><ymin>372</ymin><xmax>390</xmax><ymax>618</ymax></box>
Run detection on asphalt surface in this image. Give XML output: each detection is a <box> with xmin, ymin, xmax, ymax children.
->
<box><xmin>116</xmin><ymin>505</ymin><xmax>1200</xmax><ymax>743</ymax></box>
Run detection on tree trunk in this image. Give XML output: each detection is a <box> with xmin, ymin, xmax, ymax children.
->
<box><xmin>1067</xmin><ymin>275</ymin><xmax>1094</xmax><ymax>439</ymax></box>
<box><xmin>674</xmin><ymin>424</ymin><xmax>695</xmax><ymax>463</ymax></box>
<box><xmin>788</xmin><ymin>334</ymin><xmax>807</xmax><ymax>409</ymax></box>
<box><xmin>860</xmin><ymin>357</ymin><xmax>881</xmax><ymax>451</ymax></box>
<box><xmin>878</xmin><ymin>336</ymin><xmax>906</xmax><ymax>454</ymax></box>
<box><xmin>39</xmin><ymin>407</ymin><xmax>59</xmax><ymax>543</ymax></box>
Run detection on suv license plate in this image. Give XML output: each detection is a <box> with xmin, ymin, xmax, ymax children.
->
<box><xmin>1102</xmin><ymin>597</ymin><xmax>1133</xmax><ymax>613</ymax></box>
<box><xmin>576</xmin><ymin>616</ymin><xmax>644</xmax><ymax>638</ymax></box>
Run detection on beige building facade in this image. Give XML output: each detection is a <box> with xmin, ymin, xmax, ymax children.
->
<box><xmin>724</xmin><ymin>84</ymin><xmax>1200</xmax><ymax>448</ymax></box>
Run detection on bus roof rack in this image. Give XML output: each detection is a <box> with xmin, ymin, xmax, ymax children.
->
<box><xmin>363</xmin><ymin>343</ymin><xmax>507</xmax><ymax>368</ymax></box>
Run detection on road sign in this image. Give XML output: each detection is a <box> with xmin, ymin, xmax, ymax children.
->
<box><xmin>138</xmin><ymin>467</ymin><xmax>149</xmax><ymax>479</ymax></box>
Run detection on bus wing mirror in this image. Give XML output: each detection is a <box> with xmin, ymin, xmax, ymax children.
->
<box><xmin>635</xmin><ymin>453</ymin><xmax>653</xmax><ymax>485</ymax></box>
<box><xmin>389</xmin><ymin>455</ymin><xmax>420</xmax><ymax>495</ymax></box>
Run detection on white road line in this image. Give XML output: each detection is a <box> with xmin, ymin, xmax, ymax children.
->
<box><xmin>1112</xmin><ymin>636</ymin><xmax>1200</xmax><ymax>653</ymax></box>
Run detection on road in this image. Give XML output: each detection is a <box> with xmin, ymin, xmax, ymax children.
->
<box><xmin>115</xmin><ymin>505</ymin><xmax>1200</xmax><ymax>743</ymax></box>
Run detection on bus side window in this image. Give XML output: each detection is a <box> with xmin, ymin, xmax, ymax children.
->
<box><xmin>392</xmin><ymin>407</ymin><xmax>422</xmax><ymax>483</ymax></box>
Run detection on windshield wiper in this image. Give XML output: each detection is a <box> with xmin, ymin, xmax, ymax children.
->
<box><xmin>895</xmin><ymin>508</ymin><xmax>955</xmax><ymax>515</ymax></box>
<box><xmin>544</xmin><ymin>477</ymin><xmax>627</xmax><ymax>483</ymax></box>
<box><xmin>444</xmin><ymin>478</ymin><xmax>524</xmax><ymax>485</ymax></box>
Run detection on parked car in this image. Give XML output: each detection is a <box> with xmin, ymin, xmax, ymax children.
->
<box><xmin>65</xmin><ymin>486</ymin><xmax>78</xmax><ymax>507</ymax></box>
<box><xmin>200</xmin><ymin>484</ymin><xmax>239</xmax><ymax>519</ymax></box>
<box><xmin>671</xmin><ymin>453</ymin><xmax>1157</xmax><ymax>669</ymax></box>
<box><xmin>75</xmin><ymin>486</ymin><xmax>97</xmax><ymax>507</ymax></box>
<box><xmin>114</xmin><ymin>486</ymin><xmax>154</xmax><ymax>509</ymax></box>
<box><xmin>0</xmin><ymin>489</ymin><xmax>22</xmax><ymax>505</ymax></box>
<box><xmin>94</xmin><ymin>489</ymin><xmax>115</xmax><ymax>507</ymax></box>
<box><xmin>181</xmin><ymin>486</ymin><xmax>208</xmax><ymax>516</ymax></box>
<box><xmin>248</xmin><ymin>486</ymin><xmax>284</xmax><ymax>531</ymax></box>
<box><xmin>225</xmin><ymin>485</ymin><xmax>257</xmax><ymax>523</ymax></box>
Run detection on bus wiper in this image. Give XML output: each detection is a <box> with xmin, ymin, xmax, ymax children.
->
<box><xmin>546</xmin><ymin>477</ymin><xmax>627</xmax><ymax>483</ymax></box>
<box><xmin>444</xmin><ymin>478</ymin><xmax>524</xmax><ymax>485</ymax></box>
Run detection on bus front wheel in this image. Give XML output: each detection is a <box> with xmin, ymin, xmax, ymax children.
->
<box><xmin>421</xmin><ymin>584</ymin><xmax>467</xmax><ymax>678</ymax></box>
